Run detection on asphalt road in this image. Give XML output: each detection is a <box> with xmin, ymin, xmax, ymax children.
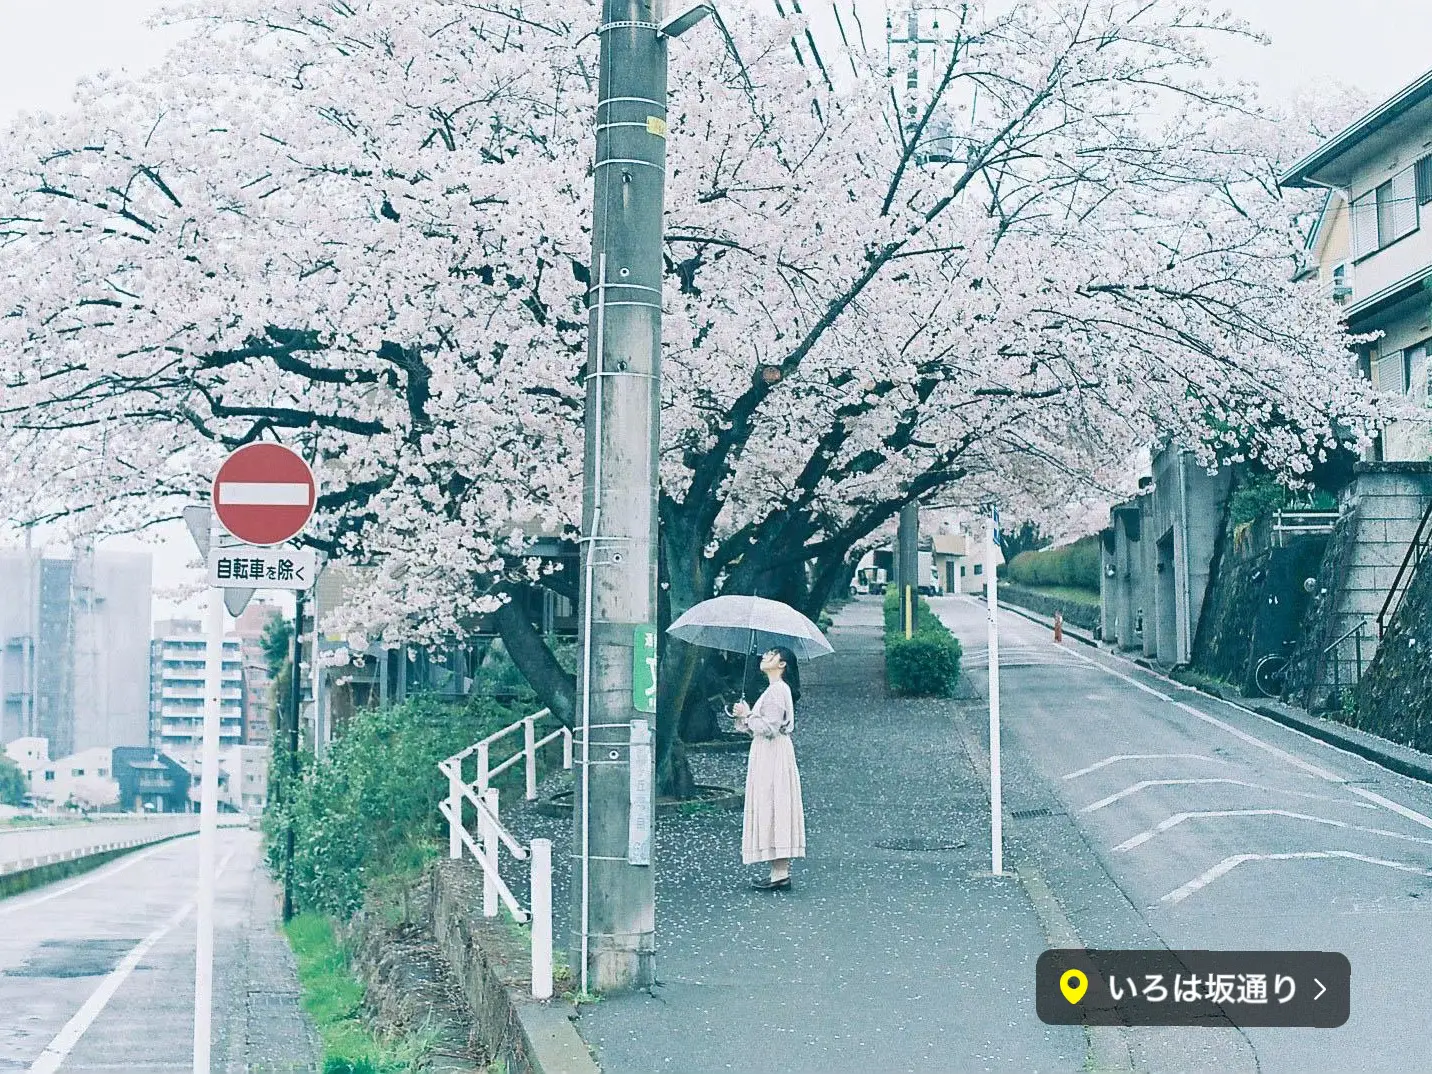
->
<box><xmin>0</xmin><ymin>827</ymin><xmax>319</xmax><ymax>1073</ymax></box>
<box><xmin>935</xmin><ymin>595</ymin><xmax>1432</xmax><ymax>1074</ymax></box>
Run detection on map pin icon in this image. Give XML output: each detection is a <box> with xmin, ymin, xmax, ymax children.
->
<box><xmin>1060</xmin><ymin>968</ymin><xmax>1088</xmax><ymax>1004</ymax></box>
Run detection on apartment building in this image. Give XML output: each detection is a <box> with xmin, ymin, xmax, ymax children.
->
<box><xmin>0</xmin><ymin>544</ymin><xmax>153</xmax><ymax>753</ymax></box>
<box><xmin>148</xmin><ymin>619</ymin><xmax>244</xmax><ymax>763</ymax></box>
<box><xmin>1282</xmin><ymin>68</ymin><xmax>1432</xmax><ymax>460</ymax></box>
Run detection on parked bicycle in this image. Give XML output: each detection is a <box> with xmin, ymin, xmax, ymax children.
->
<box><xmin>1252</xmin><ymin>640</ymin><xmax>1296</xmax><ymax>699</ymax></box>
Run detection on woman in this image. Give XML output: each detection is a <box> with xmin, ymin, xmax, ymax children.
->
<box><xmin>732</xmin><ymin>646</ymin><xmax>807</xmax><ymax>890</ymax></box>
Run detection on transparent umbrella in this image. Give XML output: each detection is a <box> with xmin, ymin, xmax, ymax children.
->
<box><xmin>667</xmin><ymin>595</ymin><xmax>834</xmax><ymax>702</ymax></box>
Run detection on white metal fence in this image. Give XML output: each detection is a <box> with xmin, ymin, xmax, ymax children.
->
<box><xmin>1272</xmin><ymin>509</ymin><xmax>1340</xmax><ymax>547</ymax></box>
<box><xmin>438</xmin><ymin>707</ymin><xmax>572</xmax><ymax>1000</ymax></box>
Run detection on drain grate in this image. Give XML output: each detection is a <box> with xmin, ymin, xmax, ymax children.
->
<box><xmin>1009</xmin><ymin>807</ymin><xmax>1055</xmax><ymax>820</ymax></box>
<box><xmin>875</xmin><ymin>837</ymin><xmax>967</xmax><ymax>852</ymax></box>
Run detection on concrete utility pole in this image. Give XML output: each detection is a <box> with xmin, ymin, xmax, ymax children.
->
<box><xmin>573</xmin><ymin>0</ymin><xmax>666</xmax><ymax>993</ymax></box>
<box><xmin>898</xmin><ymin>503</ymin><xmax>919</xmax><ymax>637</ymax></box>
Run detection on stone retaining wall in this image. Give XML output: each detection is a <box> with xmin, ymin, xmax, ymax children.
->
<box><xmin>997</xmin><ymin>583</ymin><xmax>1101</xmax><ymax>633</ymax></box>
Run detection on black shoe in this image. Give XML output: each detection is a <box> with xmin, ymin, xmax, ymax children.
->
<box><xmin>752</xmin><ymin>876</ymin><xmax>792</xmax><ymax>891</ymax></box>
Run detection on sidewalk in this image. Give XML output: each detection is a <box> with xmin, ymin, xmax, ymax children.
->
<box><xmin>213</xmin><ymin>832</ymin><xmax>324</xmax><ymax>1073</ymax></box>
<box><xmin>505</xmin><ymin>597</ymin><xmax>1082</xmax><ymax>1074</ymax></box>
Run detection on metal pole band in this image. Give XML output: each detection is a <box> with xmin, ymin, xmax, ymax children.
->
<box><xmin>599</xmin><ymin>20</ymin><xmax>660</xmax><ymax>31</ymax></box>
<box><xmin>595</xmin><ymin>158</ymin><xmax>664</xmax><ymax>170</ymax></box>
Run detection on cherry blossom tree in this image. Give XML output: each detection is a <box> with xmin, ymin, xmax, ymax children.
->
<box><xmin>0</xmin><ymin>0</ymin><xmax>1382</xmax><ymax>793</ymax></box>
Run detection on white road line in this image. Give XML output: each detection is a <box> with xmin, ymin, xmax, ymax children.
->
<box><xmin>1112</xmin><ymin>809</ymin><xmax>1432</xmax><ymax>853</ymax></box>
<box><xmin>0</xmin><ymin>840</ymin><xmax>189</xmax><ymax>918</ymax></box>
<box><xmin>25</xmin><ymin>848</ymin><xmax>237</xmax><ymax>1074</ymax></box>
<box><xmin>1161</xmin><ymin>850</ymin><xmax>1432</xmax><ymax>905</ymax></box>
<box><xmin>1347</xmin><ymin>786</ymin><xmax>1432</xmax><ymax>832</ymax></box>
<box><xmin>1063</xmin><ymin>754</ymin><xmax>1228</xmax><ymax>780</ymax></box>
<box><xmin>1167</xmin><ymin>700</ymin><xmax>1347</xmax><ymax>783</ymax></box>
<box><xmin>1080</xmin><ymin>778</ymin><xmax>1363</xmax><ymax>815</ymax></box>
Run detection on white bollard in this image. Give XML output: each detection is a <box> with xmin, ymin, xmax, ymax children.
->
<box><xmin>477</xmin><ymin>742</ymin><xmax>490</xmax><ymax>794</ymax></box>
<box><xmin>530</xmin><ymin>839</ymin><xmax>553</xmax><ymax>1000</ymax></box>
<box><xmin>447</xmin><ymin>765</ymin><xmax>462</xmax><ymax>860</ymax></box>
<box><xmin>482</xmin><ymin>788</ymin><xmax>499</xmax><ymax>918</ymax></box>
<box><xmin>524</xmin><ymin>716</ymin><xmax>538</xmax><ymax>800</ymax></box>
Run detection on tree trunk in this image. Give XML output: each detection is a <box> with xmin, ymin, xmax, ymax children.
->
<box><xmin>493</xmin><ymin>586</ymin><xmax>576</xmax><ymax>725</ymax></box>
<box><xmin>654</xmin><ymin>515</ymin><xmax>716</xmax><ymax>797</ymax></box>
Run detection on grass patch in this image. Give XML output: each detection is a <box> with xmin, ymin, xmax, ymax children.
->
<box><xmin>285</xmin><ymin>912</ymin><xmax>433</xmax><ymax>1074</ymax></box>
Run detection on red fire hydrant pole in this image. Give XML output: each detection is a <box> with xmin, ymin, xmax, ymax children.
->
<box><xmin>1053</xmin><ymin>610</ymin><xmax>1064</xmax><ymax>644</ymax></box>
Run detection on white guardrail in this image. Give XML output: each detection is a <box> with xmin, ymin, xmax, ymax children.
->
<box><xmin>438</xmin><ymin>707</ymin><xmax>573</xmax><ymax>1000</ymax></box>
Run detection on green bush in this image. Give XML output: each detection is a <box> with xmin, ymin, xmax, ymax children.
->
<box><xmin>1007</xmin><ymin>535</ymin><xmax>1101</xmax><ymax>592</ymax></box>
<box><xmin>1228</xmin><ymin>475</ymin><xmax>1288</xmax><ymax>527</ymax></box>
<box><xmin>882</xmin><ymin>590</ymin><xmax>963</xmax><ymax>697</ymax></box>
<box><xmin>266</xmin><ymin>691</ymin><xmax>535</xmax><ymax>919</ymax></box>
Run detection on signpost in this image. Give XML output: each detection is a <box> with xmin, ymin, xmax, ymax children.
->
<box><xmin>986</xmin><ymin>506</ymin><xmax>1003</xmax><ymax>877</ymax></box>
<box><xmin>191</xmin><ymin>443</ymin><xmax>316</xmax><ymax>1074</ymax></box>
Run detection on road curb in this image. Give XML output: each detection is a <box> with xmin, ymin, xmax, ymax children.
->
<box><xmin>1167</xmin><ymin>678</ymin><xmax>1432</xmax><ymax>787</ymax></box>
<box><xmin>1017</xmin><ymin>870</ymin><xmax>1133</xmax><ymax>1074</ymax></box>
<box><xmin>943</xmin><ymin>682</ymin><xmax>1132</xmax><ymax>1074</ymax></box>
<box><xmin>984</xmin><ymin>596</ymin><xmax>1432</xmax><ymax>792</ymax></box>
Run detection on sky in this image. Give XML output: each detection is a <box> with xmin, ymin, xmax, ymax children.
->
<box><xmin>2</xmin><ymin>0</ymin><xmax>1432</xmax><ymax>623</ymax></box>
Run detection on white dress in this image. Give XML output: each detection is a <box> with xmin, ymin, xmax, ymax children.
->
<box><xmin>741</xmin><ymin>680</ymin><xmax>807</xmax><ymax>864</ymax></box>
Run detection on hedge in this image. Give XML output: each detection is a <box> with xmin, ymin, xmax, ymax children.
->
<box><xmin>1006</xmin><ymin>535</ymin><xmax>1101</xmax><ymax>592</ymax></box>
<box><xmin>883</xmin><ymin>590</ymin><xmax>962</xmax><ymax>697</ymax></box>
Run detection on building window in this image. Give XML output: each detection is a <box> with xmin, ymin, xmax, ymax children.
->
<box><xmin>97</xmin><ymin>769</ymin><xmax>108</xmax><ymax>777</ymax></box>
<box><xmin>72</xmin><ymin>768</ymin><xmax>84</xmax><ymax>777</ymax></box>
<box><xmin>1408</xmin><ymin>341</ymin><xmax>1432</xmax><ymax>407</ymax></box>
<box><xmin>1418</xmin><ymin>155</ymin><xmax>1432</xmax><ymax>207</ymax></box>
<box><xmin>1373</xmin><ymin>349</ymin><xmax>1408</xmax><ymax>394</ymax></box>
<box><xmin>44</xmin><ymin>770</ymin><xmax>54</xmax><ymax>781</ymax></box>
<box><xmin>974</xmin><ymin>564</ymin><xmax>984</xmax><ymax>575</ymax></box>
<box><xmin>960</xmin><ymin>565</ymin><xmax>967</xmax><ymax>577</ymax></box>
<box><xmin>1354</xmin><ymin>166</ymin><xmax>1419</xmax><ymax>257</ymax></box>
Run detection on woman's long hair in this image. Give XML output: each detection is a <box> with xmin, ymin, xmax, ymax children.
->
<box><xmin>772</xmin><ymin>646</ymin><xmax>801</xmax><ymax>704</ymax></box>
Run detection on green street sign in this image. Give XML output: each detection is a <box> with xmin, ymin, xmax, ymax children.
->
<box><xmin>633</xmin><ymin>625</ymin><xmax>658</xmax><ymax>713</ymax></box>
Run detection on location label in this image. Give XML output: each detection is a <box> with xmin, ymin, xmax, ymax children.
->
<box><xmin>1036</xmin><ymin>950</ymin><xmax>1350</xmax><ymax>1028</ymax></box>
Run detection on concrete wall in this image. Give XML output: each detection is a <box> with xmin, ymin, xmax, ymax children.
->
<box><xmin>1100</xmin><ymin>449</ymin><xmax>1233</xmax><ymax>666</ymax></box>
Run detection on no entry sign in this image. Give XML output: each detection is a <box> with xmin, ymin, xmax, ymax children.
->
<box><xmin>212</xmin><ymin>443</ymin><xmax>315</xmax><ymax>546</ymax></box>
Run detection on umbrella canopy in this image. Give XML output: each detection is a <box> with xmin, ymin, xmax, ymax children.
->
<box><xmin>667</xmin><ymin>595</ymin><xmax>834</xmax><ymax>660</ymax></box>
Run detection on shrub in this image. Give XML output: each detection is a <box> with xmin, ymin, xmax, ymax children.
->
<box><xmin>1007</xmin><ymin>535</ymin><xmax>1101</xmax><ymax>591</ymax></box>
<box><xmin>266</xmin><ymin>691</ymin><xmax>535</xmax><ymax>919</ymax></box>
<box><xmin>882</xmin><ymin>590</ymin><xmax>963</xmax><ymax>696</ymax></box>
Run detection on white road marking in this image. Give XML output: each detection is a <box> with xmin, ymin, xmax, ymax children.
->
<box><xmin>1063</xmin><ymin>754</ymin><xmax>1228</xmax><ymax>780</ymax></box>
<box><xmin>1161</xmin><ymin>850</ymin><xmax>1432</xmax><ymax>905</ymax></box>
<box><xmin>1081</xmin><ymin>778</ymin><xmax>1361</xmax><ymax>814</ymax></box>
<box><xmin>0</xmin><ymin>840</ymin><xmax>189</xmax><ymax>918</ymax></box>
<box><xmin>1347</xmin><ymin>786</ymin><xmax>1432</xmax><ymax>832</ymax></box>
<box><xmin>25</xmin><ymin>847</ymin><xmax>237</xmax><ymax>1074</ymax></box>
<box><xmin>1112</xmin><ymin>809</ymin><xmax>1432</xmax><ymax>853</ymax></box>
<box><xmin>217</xmin><ymin>480</ymin><xmax>310</xmax><ymax>505</ymax></box>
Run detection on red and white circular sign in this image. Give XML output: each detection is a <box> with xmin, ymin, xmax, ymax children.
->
<box><xmin>212</xmin><ymin>443</ymin><xmax>316</xmax><ymax>546</ymax></box>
